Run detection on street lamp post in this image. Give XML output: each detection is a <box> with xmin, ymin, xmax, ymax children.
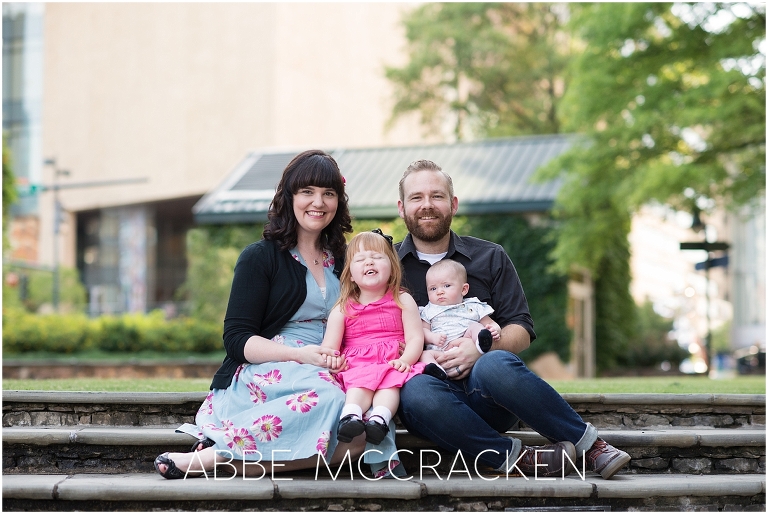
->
<box><xmin>680</xmin><ymin>210</ymin><xmax>730</xmax><ymax>374</ymax></box>
<box><xmin>43</xmin><ymin>158</ymin><xmax>69</xmax><ymax>311</ymax></box>
<box><xmin>42</xmin><ymin>158</ymin><xmax>148</xmax><ymax>312</ymax></box>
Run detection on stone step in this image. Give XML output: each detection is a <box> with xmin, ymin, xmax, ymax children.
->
<box><xmin>3</xmin><ymin>425</ymin><xmax>765</xmax><ymax>476</ymax></box>
<box><xmin>4</xmin><ymin>391</ymin><xmax>765</xmax><ymax>429</ymax></box>
<box><xmin>2</xmin><ymin>472</ymin><xmax>765</xmax><ymax>511</ymax></box>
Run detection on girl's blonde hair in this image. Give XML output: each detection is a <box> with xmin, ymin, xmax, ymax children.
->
<box><xmin>337</xmin><ymin>231</ymin><xmax>404</xmax><ymax>315</ymax></box>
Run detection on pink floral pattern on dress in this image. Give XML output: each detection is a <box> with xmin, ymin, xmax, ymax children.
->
<box><xmin>318</xmin><ymin>371</ymin><xmax>343</xmax><ymax>389</ymax></box>
<box><xmin>247</xmin><ymin>382</ymin><xmax>267</xmax><ymax>404</ymax></box>
<box><xmin>223</xmin><ymin>426</ymin><xmax>257</xmax><ymax>456</ymax></box>
<box><xmin>234</xmin><ymin>364</ymin><xmax>246</xmax><ymax>383</ymax></box>
<box><xmin>316</xmin><ymin>431</ymin><xmax>331</xmax><ymax>457</ymax></box>
<box><xmin>253</xmin><ymin>369</ymin><xmax>282</xmax><ymax>387</ymax></box>
<box><xmin>271</xmin><ymin>335</ymin><xmax>286</xmax><ymax>345</ymax></box>
<box><xmin>252</xmin><ymin>414</ymin><xmax>283</xmax><ymax>442</ymax></box>
<box><xmin>286</xmin><ymin>390</ymin><xmax>319</xmax><ymax>413</ymax></box>
<box><xmin>198</xmin><ymin>392</ymin><xmax>214</xmax><ymax>416</ymax></box>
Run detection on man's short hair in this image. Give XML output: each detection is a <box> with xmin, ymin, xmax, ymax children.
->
<box><xmin>426</xmin><ymin>259</ymin><xmax>467</xmax><ymax>284</ymax></box>
<box><xmin>398</xmin><ymin>159</ymin><xmax>455</xmax><ymax>202</ymax></box>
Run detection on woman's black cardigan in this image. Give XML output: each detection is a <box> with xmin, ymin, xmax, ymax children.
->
<box><xmin>210</xmin><ymin>239</ymin><xmax>344</xmax><ymax>390</ymax></box>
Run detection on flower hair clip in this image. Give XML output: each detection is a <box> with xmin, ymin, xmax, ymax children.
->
<box><xmin>371</xmin><ymin>228</ymin><xmax>393</xmax><ymax>247</ymax></box>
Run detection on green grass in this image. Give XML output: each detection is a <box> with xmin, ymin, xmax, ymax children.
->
<box><xmin>3</xmin><ymin>375</ymin><xmax>764</xmax><ymax>394</ymax></box>
<box><xmin>549</xmin><ymin>376</ymin><xmax>765</xmax><ymax>394</ymax></box>
<box><xmin>2</xmin><ymin>378</ymin><xmax>212</xmax><ymax>392</ymax></box>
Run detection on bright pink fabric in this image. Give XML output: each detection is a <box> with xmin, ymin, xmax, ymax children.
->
<box><xmin>336</xmin><ymin>291</ymin><xmax>425</xmax><ymax>392</ymax></box>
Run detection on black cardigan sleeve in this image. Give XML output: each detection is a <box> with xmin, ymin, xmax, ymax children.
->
<box><xmin>222</xmin><ymin>242</ymin><xmax>273</xmax><ymax>364</ymax></box>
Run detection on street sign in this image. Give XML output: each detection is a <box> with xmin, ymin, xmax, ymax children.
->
<box><xmin>680</xmin><ymin>241</ymin><xmax>730</xmax><ymax>251</ymax></box>
<box><xmin>695</xmin><ymin>255</ymin><xmax>729</xmax><ymax>270</ymax></box>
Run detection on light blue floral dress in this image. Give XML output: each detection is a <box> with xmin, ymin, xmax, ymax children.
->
<box><xmin>178</xmin><ymin>249</ymin><xmax>348</xmax><ymax>463</ymax></box>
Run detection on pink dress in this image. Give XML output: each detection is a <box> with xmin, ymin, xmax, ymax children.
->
<box><xmin>336</xmin><ymin>290</ymin><xmax>425</xmax><ymax>392</ymax></box>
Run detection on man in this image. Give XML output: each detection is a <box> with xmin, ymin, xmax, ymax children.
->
<box><xmin>395</xmin><ymin>159</ymin><xmax>631</xmax><ymax>479</ymax></box>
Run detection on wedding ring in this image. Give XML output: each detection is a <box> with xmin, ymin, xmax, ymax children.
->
<box><xmin>455</xmin><ymin>366</ymin><xmax>461</xmax><ymax>374</ymax></box>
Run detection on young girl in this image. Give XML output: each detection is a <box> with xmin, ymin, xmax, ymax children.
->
<box><xmin>322</xmin><ymin>230</ymin><xmax>425</xmax><ymax>445</ymax></box>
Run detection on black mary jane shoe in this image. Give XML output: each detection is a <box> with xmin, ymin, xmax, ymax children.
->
<box><xmin>337</xmin><ymin>414</ymin><xmax>365</xmax><ymax>443</ymax></box>
<box><xmin>364</xmin><ymin>418</ymin><xmax>389</xmax><ymax>445</ymax></box>
<box><xmin>154</xmin><ymin>452</ymin><xmax>188</xmax><ymax>480</ymax></box>
<box><xmin>190</xmin><ymin>436</ymin><xmax>215</xmax><ymax>453</ymax></box>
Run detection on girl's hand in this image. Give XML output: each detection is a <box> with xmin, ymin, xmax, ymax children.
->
<box><xmin>326</xmin><ymin>353</ymin><xmax>349</xmax><ymax>374</ymax></box>
<box><xmin>388</xmin><ymin>359</ymin><xmax>411</xmax><ymax>373</ymax></box>
<box><xmin>486</xmin><ymin>324</ymin><xmax>501</xmax><ymax>340</ymax></box>
<box><xmin>296</xmin><ymin>346</ymin><xmax>340</xmax><ymax>367</ymax></box>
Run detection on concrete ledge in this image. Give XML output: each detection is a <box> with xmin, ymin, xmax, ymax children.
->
<box><xmin>418</xmin><ymin>475</ymin><xmax>595</xmax><ymax>498</ymax></box>
<box><xmin>594</xmin><ymin>474</ymin><xmax>765</xmax><ymax>498</ymax></box>
<box><xmin>3</xmin><ymin>391</ymin><xmax>207</xmax><ymax>405</ymax></box>
<box><xmin>4</xmin><ymin>390</ymin><xmax>766</xmax><ymax>406</ymax></box>
<box><xmin>277</xmin><ymin>477</ymin><xmax>423</xmax><ymax>500</ymax></box>
<box><xmin>4</xmin><ymin>426</ymin><xmax>765</xmax><ymax>448</ymax></box>
<box><xmin>3</xmin><ymin>473</ymin><xmax>765</xmax><ymax>502</ymax></box>
<box><xmin>1</xmin><ymin>475</ymin><xmax>65</xmax><ymax>499</ymax></box>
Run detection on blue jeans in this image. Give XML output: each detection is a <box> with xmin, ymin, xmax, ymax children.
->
<box><xmin>398</xmin><ymin>350</ymin><xmax>598</xmax><ymax>470</ymax></box>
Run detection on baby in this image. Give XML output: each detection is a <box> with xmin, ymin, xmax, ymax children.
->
<box><xmin>419</xmin><ymin>259</ymin><xmax>501</xmax><ymax>380</ymax></box>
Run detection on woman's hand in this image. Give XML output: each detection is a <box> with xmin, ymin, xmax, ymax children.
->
<box><xmin>388</xmin><ymin>359</ymin><xmax>411</xmax><ymax>373</ymax></box>
<box><xmin>295</xmin><ymin>345</ymin><xmax>341</xmax><ymax>367</ymax></box>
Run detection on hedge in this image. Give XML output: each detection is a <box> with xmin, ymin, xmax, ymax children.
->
<box><xmin>2</xmin><ymin>309</ymin><xmax>222</xmax><ymax>355</ymax></box>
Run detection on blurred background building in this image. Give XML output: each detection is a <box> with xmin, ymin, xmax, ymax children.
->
<box><xmin>3</xmin><ymin>3</ymin><xmax>764</xmax><ymax>367</ymax></box>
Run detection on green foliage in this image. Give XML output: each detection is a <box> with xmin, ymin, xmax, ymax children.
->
<box><xmin>456</xmin><ymin>214</ymin><xmax>571</xmax><ymax>363</ymax></box>
<box><xmin>711</xmin><ymin>319</ymin><xmax>732</xmax><ymax>354</ymax></box>
<box><xmin>593</xmin><ymin>223</ymin><xmax>638</xmax><ymax>373</ymax></box>
<box><xmin>175</xmin><ymin>225</ymin><xmax>261</xmax><ymax>324</ymax></box>
<box><xmin>2</xmin><ymin>134</ymin><xmax>17</xmax><ymax>253</ymax></box>
<box><xmin>386</xmin><ymin>3</ymin><xmax>572</xmax><ymax>139</ymax></box>
<box><xmin>29</xmin><ymin>267</ymin><xmax>86</xmax><ymax>312</ymax></box>
<box><xmin>2</xmin><ymin>308</ymin><xmax>221</xmax><ymax>355</ymax></box>
<box><xmin>3</xmin><ymin>265</ymin><xmax>87</xmax><ymax>313</ymax></box>
<box><xmin>618</xmin><ymin>300</ymin><xmax>690</xmax><ymax>369</ymax></box>
<box><xmin>537</xmin><ymin>2</ymin><xmax>766</xmax><ymax>276</ymax></box>
<box><xmin>2</xmin><ymin>308</ymin><xmax>93</xmax><ymax>354</ymax></box>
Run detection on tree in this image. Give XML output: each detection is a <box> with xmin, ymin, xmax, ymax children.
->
<box><xmin>538</xmin><ymin>2</ymin><xmax>766</xmax><ymax>276</ymax></box>
<box><xmin>385</xmin><ymin>3</ymin><xmax>573</xmax><ymax>140</ymax></box>
<box><xmin>3</xmin><ymin>135</ymin><xmax>17</xmax><ymax>254</ymax></box>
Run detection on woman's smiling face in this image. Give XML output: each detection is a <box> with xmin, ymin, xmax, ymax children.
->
<box><xmin>292</xmin><ymin>186</ymin><xmax>338</xmax><ymax>238</ymax></box>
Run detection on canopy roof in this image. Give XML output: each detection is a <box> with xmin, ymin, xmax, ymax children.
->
<box><xmin>193</xmin><ymin>134</ymin><xmax>574</xmax><ymax>224</ymax></box>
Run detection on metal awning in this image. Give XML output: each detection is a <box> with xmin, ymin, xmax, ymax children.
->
<box><xmin>193</xmin><ymin>135</ymin><xmax>575</xmax><ymax>224</ymax></box>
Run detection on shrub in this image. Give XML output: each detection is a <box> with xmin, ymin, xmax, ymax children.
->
<box><xmin>2</xmin><ymin>309</ymin><xmax>222</xmax><ymax>356</ymax></box>
<box><xmin>2</xmin><ymin>308</ymin><xmax>93</xmax><ymax>354</ymax></box>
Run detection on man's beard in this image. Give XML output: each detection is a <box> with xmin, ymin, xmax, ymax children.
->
<box><xmin>404</xmin><ymin>209</ymin><xmax>452</xmax><ymax>243</ymax></box>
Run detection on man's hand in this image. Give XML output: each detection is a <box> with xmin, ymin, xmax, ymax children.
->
<box><xmin>435</xmin><ymin>338</ymin><xmax>480</xmax><ymax>380</ymax></box>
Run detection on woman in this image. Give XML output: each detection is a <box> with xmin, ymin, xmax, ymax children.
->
<box><xmin>154</xmin><ymin>149</ymin><xmax>364</xmax><ymax>478</ymax></box>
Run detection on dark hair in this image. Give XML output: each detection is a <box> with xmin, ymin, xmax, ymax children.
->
<box><xmin>263</xmin><ymin>150</ymin><xmax>352</xmax><ymax>259</ymax></box>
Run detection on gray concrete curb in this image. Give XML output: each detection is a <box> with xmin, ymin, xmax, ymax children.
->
<box><xmin>3</xmin><ymin>426</ymin><xmax>765</xmax><ymax>448</ymax></box>
<box><xmin>3</xmin><ymin>473</ymin><xmax>765</xmax><ymax>501</ymax></box>
<box><xmin>3</xmin><ymin>390</ymin><xmax>766</xmax><ymax>406</ymax></box>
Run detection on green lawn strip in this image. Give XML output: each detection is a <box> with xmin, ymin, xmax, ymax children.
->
<box><xmin>3</xmin><ymin>376</ymin><xmax>764</xmax><ymax>394</ymax></box>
